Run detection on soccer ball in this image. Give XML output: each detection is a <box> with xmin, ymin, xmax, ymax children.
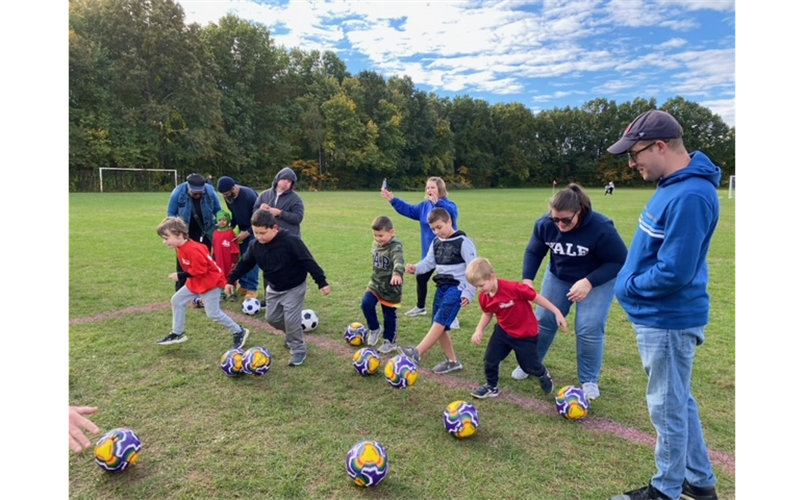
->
<box><xmin>353</xmin><ymin>347</ymin><xmax>381</xmax><ymax>376</ymax></box>
<box><xmin>220</xmin><ymin>348</ymin><xmax>245</xmax><ymax>376</ymax></box>
<box><xmin>192</xmin><ymin>297</ymin><xmax>204</xmax><ymax>309</ymax></box>
<box><xmin>301</xmin><ymin>309</ymin><xmax>318</xmax><ymax>332</ymax></box>
<box><xmin>384</xmin><ymin>354</ymin><xmax>418</xmax><ymax>388</ymax></box>
<box><xmin>345</xmin><ymin>440</ymin><xmax>388</xmax><ymax>487</ymax></box>
<box><xmin>242</xmin><ymin>346</ymin><xmax>271</xmax><ymax>376</ymax></box>
<box><xmin>443</xmin><ymin>400</ymin><xmax>479</xmax><ymax>439</ymax></box>
<box><xmin>242</xmin><ymin>297</ymin><xmax>261</xmax><ymax>316</ymax></box>
<box><xmin>94</xmin><ymin>428</ymin><xmax>142</xmax><ymax>472</ymax></box>
<box><xmin>555</xmin><ymin>385</ymin><xmax>590</xmax><ymax>420</ymax></box>
<box><xmin>344</xmin><ymin>322</ymin><xmax>367</xmax><ymax>346</ymax></box>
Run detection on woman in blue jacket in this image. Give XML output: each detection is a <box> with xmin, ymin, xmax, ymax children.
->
<box><xmin>381</xmin><ymin>177</ymin><xmax>459</xmax><ymax>319</ymax></box>
<box><xmin>515</xmin><ymin>183</ymin><xmax>627</xmax><ymax>401</ymax></box>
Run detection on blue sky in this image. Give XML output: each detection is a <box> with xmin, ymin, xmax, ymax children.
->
<box><xmin>176</xmin><ymin>0</ymin><xmax>736</xmax><ymax>126</ymax></box>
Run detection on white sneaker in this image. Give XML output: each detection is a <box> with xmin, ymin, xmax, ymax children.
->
<box><xmin>404</xmin><ymin>306</ymin><xmax>427</xmax><ymax>317</ymax></box>
<box><xmin>450</xmin><ymin>317</ymin><xmax>460</xmax><ymax>329</ymax></box>
<box><xmin>377</xmin><ymin>340</ymin><xmax>397</xmax><ymax>354</ymax></box>
<box><xmin>582</xmin><ymin>382</ymin><xmax>600</xmax><ymax>400</ymax></box>
<box><xmin>366</xmin><ymin>327</ymin><xmax>382</xmax><ymax>346</ymax></box>
<box><xmin>511</xmin><ymin>365</ymin><xmax>529</xmax><ymax>380</ymax></box>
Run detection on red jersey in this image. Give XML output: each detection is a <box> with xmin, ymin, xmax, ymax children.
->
<box><xmin>478</xmin><ymin>278</ymin><xmax>539</xmax><ymax>339</ymax></box>
<box><xmin>176</xmin><ymin>239</ymin><xmax>227</xmax><ymax>294</ymax></box>
<box><xmin>212</xmin><ymin>229</ymin><xmax>240</xmax><ymax>278</ymax></box>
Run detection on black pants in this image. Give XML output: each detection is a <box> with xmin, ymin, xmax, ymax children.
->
<box><xmin>416</xmin><ymin>269</ymin><xmax>435</xmax><ymax>309</ymax></box>
<box><xmin>484</xmin><ymin>323</ymin><xmax>547</xmax><ymax>388</ymax></box>
<box><xmin>175</xmin><ymin>238</ymin><xmax>212</xmax><ymax>291</ymax></box>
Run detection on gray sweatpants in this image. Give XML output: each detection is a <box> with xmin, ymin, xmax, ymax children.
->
<box><xmin>264</xmin><ymin>281</ymin><xmax>308</xmax><ymax>355</ymax></box>
<box><xmin>172</xmin><ymin>285</ymin><xmax>242</xmax><ymax>336</ymax></box>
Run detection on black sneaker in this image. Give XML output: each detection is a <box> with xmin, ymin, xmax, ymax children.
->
<box><xmin>538</xmin><ymin>368</ymin><xmax>554</xmax><ymax>394</ymax></box>
<box><xmin>471</xmin><ymin>384</ymin><xmax>500</xmax><ymax>399</ymax></box>
<box><xmin>610</xmin><ymin>483</ymin><xmax>671</xmax><ymax>500</ymax></box>
<box><xmin>157</xmin><ymin>333</ymin><xmax>187</xmax><ymax>345</ymax></box>
<box><xmin>232</xmin><ymin>327</ymin><xmax>249</xmax><ymax>350</ymax></box>
<box><xmin>681</xmin><ymin>480</ymin><xmax>719</xmax><ymax>500</ymax></box>
<box><xmin>397</xmin><ymin>346</ymin><xmax>421</xmax><ymax>365</ymax></box>
<box><xmin>288</xmin><ymin>352</ymin><xmax>307</xmax><ymax>366</ymax></box>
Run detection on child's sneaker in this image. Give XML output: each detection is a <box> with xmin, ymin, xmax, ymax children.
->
<box><xmin>232</xmin><ymin>327</ymin><xmax>249</xmax><ymax>350</ymax></box>
<box><xmin>157</xmin><ymin>332</ymin><xmax>187</xmax><ymax>345</ymax></box>
<box><xmin>582</xmin><ymin>382</ymin><xmax>600</xmax><ymax>400</ymax></box>
<box><xmin>244</xmin><ymin>290</ymin><xmax>259</xmax><ymax>300</ymax></box>
<box><xmin>377</xmin><ymin>340</ymin><xmax>397</xmax><ymax>354</ymax></box>
<box><xmin>432</xmin><ymin>358</ymin><xmax>463</xmax><ymax>374</ymax></box>
<box><xmin>471</xmin><ymin>384</ymin><xmax>499</xmax><ymax>399</ymax></box>
<box><xmin>288</xmin><ymin>352</ymin><xmax>307</xmax><ymax>366</ymax></box>
<box><xmin>397</xmin><ymin>346</ymin><xmax>421</xmax><ymax>366</ymax></box>
<box><xmin>404</xmin><ymin>306</ymin><xmax>427</xmax><ymax>317</ymax></box>
<box><xmin>511</xmin><ymin>365</ymin><xmax>530</xmax><ymax>380</ymax></box>
<box><xmin>538</xmin><ymin>368</ymin><xmax>554</xmax><ymax>394</ymax></box>
<box><xmin>366</xmin><ymin>327</ymin><xmax>383</xmax><ymax>346</ymax></box>
<box><xmin>680</xmin><ymin>479</ymin><xmax>719</xmax><ymax>500</ymax></box>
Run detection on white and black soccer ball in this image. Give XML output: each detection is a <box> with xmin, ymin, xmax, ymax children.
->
<box><xmin>242</xmin><ymin>297</ymin><xmax>261</xmax><ymax>316</ymax></box>
<box><xmin>301</xmin><ymin>309</ymin><xmax>318</xmax><ymax>332</ymax></box>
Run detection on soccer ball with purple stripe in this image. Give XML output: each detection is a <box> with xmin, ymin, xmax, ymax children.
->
<box><xmin>384</xmin><ymin>354</ymin><xmax>418</xmax><ymax>388</ymax></box>
<box><xmin>443</xmin><ymin>400</ymin><xmax>479</xmax><ymax>439</ymax></box>
<box><xmin>345</xmin><ymin>440</ymin><xmax>388</xmax><ymax>487</ymax></box>
<box><xmin>353</xmin><ymin>347</ymin><xmax>381</xmax><ymax>376</ymax></box>
<box><xmin>94</xmin><ymin>428</ymin><xmax>142</xmax><ymax>472</ymax></box>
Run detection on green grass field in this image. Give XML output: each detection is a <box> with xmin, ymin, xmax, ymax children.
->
<box><xmin>68</xmin><ymin>188</ymin><xmax>735</xmax><ymax>500</ymax></box>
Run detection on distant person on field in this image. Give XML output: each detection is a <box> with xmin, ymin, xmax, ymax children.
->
<box><xmin>69</xmin><ymin>405</ymin><xmax>99</xmax><ymax>453</ymax></box>
<box><xmin>156</xmin><ymin>217</ymin><xmax>249</xmax><ymax>350</ymax></box>
<box><xmin>514</xmin><ymin>183</ymin><xmax>627</xmax><ymax>402</ymax></box>
<box><xmin>361</xmin><ymin>216</ymin><xmax>405</xmax><ymax>354</ymax></box>
<box><xmin>466</xmin><ymin>257</ymin><xmax>565</xmax><ymax>399</ymax></box>
<box><xmin>254</xmin><ymin>167</ymin><xmax>305</xmax><ymax>237</ymax></box>
<box><xmin>211</xmin><ymin>210</ymin><xmax>240</xmax><ymax>299</ymax></box>
<box><xmin>397</xmin><ymin>208</ymin><xmax>475</xmax><ymax>374</ymax></box>
<box><xmin>605</xmin><ymin>181</ymin><xmax>615</xmax><ymax>195</ymax></box>
<box><xmin>167</xmin><ymin>173</ymin><xmax>221</xmax><ymax>291</ymax></box>
<box><xmin>381</xmin><ymin>177</ymin><xmax>460</xmax><ymax>329</ymax></box>
<box><xmin>606</xmin><ymin>110</ymin><xmax>721</xmax><ymax>500</ymax></box>
<box><xmin>217</xmin><ymin>176</ymin><xmax>260</xmax><ymax>300</ymax></box>
<box><xmin>226</xmin><ymin>210</ymin><xmax>331</xmax><ymax>367</ymax></box>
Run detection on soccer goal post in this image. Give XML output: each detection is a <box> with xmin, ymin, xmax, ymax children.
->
<box><xmin>98</xmin><ymin>167</ymin><xmax>179</xmax><ymax>193</ymax></box>
<box><xmin>728</xmin><ymin>175</ymin><xmax>736</xmax><ymax>199</ymax></box>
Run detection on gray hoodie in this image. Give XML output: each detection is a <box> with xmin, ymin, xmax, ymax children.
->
<box><xmin>253</xmin><ymin>167</ymin><xmax>305</xmax><ymax>236</ymax></box>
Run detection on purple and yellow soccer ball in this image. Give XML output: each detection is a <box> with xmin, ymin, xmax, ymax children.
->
<box><xmin>242</xmin><ymin>297</ymin><xmax>261</xmax><ymax>316</ymax></box>
<box><xmin>555</xmin><ymin>385</ymin><xmax>590</xmax><ymax>420</ymax></box>
<box><xmin>242</xmin><ymin>346</ymin><xmax>271</xmax><ymax>376</ymax></box>
<box><xmin>353</xmin><ymin>347</ymin><xmax>381</xmax><ymax>376</ymax></box>
<box><xmin>345</xmin><ymin>440</ymin><xmax>388</xmax><ymax>487</ymax></box>
<box><xmin>220</xmin><ymin>348</ymin><xmax>245</xmax><ymax>377</ymax></box>
<box><xmin>384</xmin><ymin>354</ymin><xmax>418</xmax><ymax>388</ymax></box>
<box><xmin>344</xmin><ymin>322</ymin><xmax>367</xmax><ymax>346</ymax></box>
<box><xmin>443</xmin><ymin>400</ymin><xmax>479</xmax><ymax>439</ymax></box>
<box><xmin>94</xmin><ymin>427</ymin><xmax>142</xmax><ymax>472</ymax></box>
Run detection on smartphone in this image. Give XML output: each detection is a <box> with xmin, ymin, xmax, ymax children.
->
<box><xmin>381</xmin><ymin>178</ymin><xmax>387</xmax><ymax>190</ymax></box>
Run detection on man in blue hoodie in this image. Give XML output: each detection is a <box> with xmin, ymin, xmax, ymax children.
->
<box><xmin>607</xmin><ymin>110</ymin><xmax>721</xmax><ymax>500</ymax></box>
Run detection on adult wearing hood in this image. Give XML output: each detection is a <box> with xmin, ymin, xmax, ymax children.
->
<box><xmin>607</xmin><ymin>110</ymin><xmax>721</xmax><ymax>500</ymax></box>
<box><xmin>254</xmin><ymin>167</ymin><xmax>305</xmax><ymax>237</ymax></box>
<box><xmin>167</xmin><ymin>173</ymin><xmax>221</xmax><ymax>291</ymax></box>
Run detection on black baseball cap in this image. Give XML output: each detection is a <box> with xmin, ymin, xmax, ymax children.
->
<box><xmin>607</xmin><ymin>110</ymin><xmax>683</xmax><ymax>155</ymax></box>
<box><xmin>186</xmin><ymin>173</ymin><xmax>206</xmax><ymax>193</ymax></box>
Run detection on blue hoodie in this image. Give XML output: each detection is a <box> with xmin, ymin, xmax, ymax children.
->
<box><xmin>614</xmin><ymin>151</ymin><xmax>721</xmax><ymax>329</ymax></box>
<box><xmin>389</xmin><ymin>196</ymin><xmax>459</xmax><ymax>259</ymax></box>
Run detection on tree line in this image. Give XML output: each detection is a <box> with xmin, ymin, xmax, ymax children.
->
<box><xmin>69</xmin><ymin>0</ymin><xmax>735</xmax><ymax>192</ymax></box>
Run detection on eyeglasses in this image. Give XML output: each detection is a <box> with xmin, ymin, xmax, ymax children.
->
<box><xmin>627</xmin><ymin>141</ymin><xmax>658</xmax><ymax>162</ymax></box>
<box><xmin>549</xmin><ymin>211</ymin><xmax>577</xmax><ymax>225</ymax></box>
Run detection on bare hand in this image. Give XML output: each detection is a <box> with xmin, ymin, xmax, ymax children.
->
<box><xmin>320</xmin><ymin>285</ymin><xmax>332</xmax><ymax>296</ymax></box>
<box><xmin>567</xmin><ymin>278</ymin><xmax>592</xmax><ymax>302</ymax></box>
<box><xmin>471</xmin><ymin>330</ymin><xmax>484</xmax><ymax>346</ymax></box>
<box><xmin>460</xmin><ymin>297</ymin><xmax>469</xmax><ymax>307</ymax></box>
<box><xmin>556</xmin><ymin>313</ymin><xmax>568</xmax><ymax>331</ymax></box>
<box><xmin>523</xmin><ymin>278</ymin><xmax>534</xmax><ymax>288</ymax></box>
<box><xmin>405</xmin><ymin>264</ymin><xmax>416</xmax><ymax>274</ymax></box>
<box><xmin>168</xmin><ymin>272</ymin><xmax>179</xmax><ymax>282</ymax></box>
<box><xmin>234</xmin><ymin>231</ymin><xmax>249</xmax><ymax>244</ymax></box>
<box><xmin>381</xmin><ymin>187</ymin><xmax>394</xmax><ymax>201</ymax></box>
<box><xmin>390</xmin><ymin>274</ymin><xmax>402</xmax><ymax>286</ymax></box>
<box><xmin>69</xmin><ymin>406</ymin><xmax>99</xmax><ymax>453</ymax></box>
<box><xmin>259</xmin><ymin>203</ymin><xmax>271</xmax><ymax>211</ymax></box>
<box><xmin>224</xmin><ymin>284</ymin><xmax>236</xmax><ymax>296</ymax></box>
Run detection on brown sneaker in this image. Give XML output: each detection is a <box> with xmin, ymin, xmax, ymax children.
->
<box><xmin>237</xmin><ymin>288</ymin><xmax>248</xmax><ymax>297</ymax></box>
<box><xmin>244</xmin><ymin>291</ymin><xmax>259</xmax><ymax>300</ymax></box>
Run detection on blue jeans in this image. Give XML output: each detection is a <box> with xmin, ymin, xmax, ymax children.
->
<box><xmin>536</xmin><ymin>271</ymin><xmax>616</xmax><ymax>384</ymax></box>
<box><xmin>360</xmin><ymin>292</ymin><xmax>398</xmax><ymax>344</ymax></box>
<box><xmin>238</xmin><ymin>234</ymin><xmax>260</xmax><ymax>292</ymax></box>
<box><xmin>633</xmin><ymin>324</ymin><xmax>716</xmax><ymax>499</ymax></box>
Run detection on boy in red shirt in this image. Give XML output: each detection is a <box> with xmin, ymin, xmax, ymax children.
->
<box><xmin>466</xmin><ymin>257</ymin><xmax>567</xmax><ymax>398</ymax></box>
<box><xmin>156</xmin><ymin>217</ymin><xmax>249</xmax><ymax>349</ymax></box>
<box><xmin>212</xmin><ymin>210</ymin><xmax>240</xmax><ymax>300</ymax></box>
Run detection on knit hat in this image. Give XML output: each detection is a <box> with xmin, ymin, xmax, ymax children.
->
<box><xmin>217</xmin><ymin>176</ymin><xmax>236</xmax><ymax>193</ymax></box>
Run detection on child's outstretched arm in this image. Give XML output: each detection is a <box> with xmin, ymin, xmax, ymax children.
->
<box><xmin>535</xmin><ymin>295</ymin><xmax>568</xmax><ymax>331</ymax></box>
<box><xmin>471</xmin><ymin>311</ymin><xmax>494</xmax><ymax>346</ymax></box>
